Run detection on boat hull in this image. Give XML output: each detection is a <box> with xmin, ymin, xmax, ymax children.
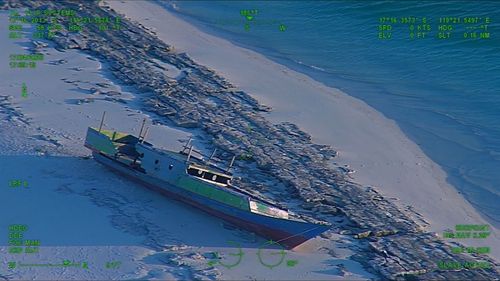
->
<box><xmin>92</xmin><ymin>152</ymin><xmax>329</xmax><ymax>249</ymax></box>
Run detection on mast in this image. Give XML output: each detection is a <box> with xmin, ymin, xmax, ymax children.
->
<box><xmin>226</xmin><ymin>155</ymin><xmax>236</xmax><ymax>172</ymax></box>
<box><xmin>207</xmin><ymin>148</ymin><xmax>217</xmax><ymax>165</ymax></box>
<box><xmin>209</xmin><ymin>148</ymin><xmax>217</xmax><ymax>160</ymax></box>
<box><xmin>141</xmin><ymin>127</ymin><xmax>150</xmax><ymax>144</ymax></box>
<box><xmin>98</xmin><ymin>111</ymin><xmax>106</xmax><ymax>132</ymax></box>
<box><xmin>138</xmin><ymin>118</ymin><xmax>146</xmax><ymax>140</ymax></box>
<box><xmin>186</xmin><ymin>145</ymin><xmax>193</xmax><ymax>163</ymax></box>
<box><xmin>182</xmin><ymin>137</ymin><xmax>192</xmax><ymax>153</ymax></box>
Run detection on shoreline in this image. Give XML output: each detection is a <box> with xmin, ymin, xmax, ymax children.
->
<box><xmin>157</xmin><ymin>1</ymin><xmax>500</xmax><ymax>228</ymax></box>
<box><xmin>106</xmin><ymin>0</ymin><xmax>499</xmax><ymax>260</ymax></box>
<box><xmin>163</xmin><ymin>2</ymin><xmax>500</xmax><ymax>228</ymax></box>
<box><xmin>1</xmin><ymin>1</ymin><xmax>498</xmax><ymax>279</ymax></box>
<box><xmin>163</xmin><ymin>1</ymin><xmax>500</xmax><ymax>227</ymax></box>
<box><xmin>0</xmin><ymin>7</ymin><xmax>373</xmax><ymax>281</ymax></box>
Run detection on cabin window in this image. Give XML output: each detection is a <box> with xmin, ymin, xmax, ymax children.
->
<box><xmin>169</xmin><ymin>164</ymin><xmax>173</xmax><ymax>170</ymax></box>
<box><xmin>216</xmin><ymin>177</ymin><xmax>230</xmax><ymax>185</ymax></box>
<box><xmin>187</xmin><ymin>167</ymin><xmax>203</xmax><ymax>177</ymax></box>
<box><xmin>202</xmin><ymin>171</ymin><xmax>216</xmax><ymax>181</ymax></box>
<box><xmin>187</xmin><ymin>167</ymin><xmax>231</xmax><ymax>185</ymax></box>
<box><xmin>155</xmin><ymin>159</ymin><xmax>159</xmax><ymax>164</ymax></box>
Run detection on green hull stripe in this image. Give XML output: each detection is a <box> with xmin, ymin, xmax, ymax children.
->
<box><xmin>176</xmin><ymin>177</ymin><xmax>248</xmax><ymax>210</ymax></box>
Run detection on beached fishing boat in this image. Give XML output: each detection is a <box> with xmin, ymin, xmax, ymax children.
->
<box><xmin>84</xmin><ymin>113</ymin><xmax>330</xmax><ymax>249</ymax></box>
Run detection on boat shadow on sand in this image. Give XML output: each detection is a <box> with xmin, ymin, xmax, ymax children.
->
<box><xmin>0</xmin><ymin>154</ymin><xmax>289</xmax><ymax>250</ymax></box>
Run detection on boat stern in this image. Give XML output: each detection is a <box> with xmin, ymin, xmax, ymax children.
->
<box><xmin>84</xmin><ymin>127</ymin><xmax>120</xmax><ymax>155</ymax></box>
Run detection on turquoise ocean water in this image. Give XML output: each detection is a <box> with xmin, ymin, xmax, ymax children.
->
<box><xmin>166</xmin><ymin>1</ymin><xmax>500</xmax><ymax>225</ymax></box>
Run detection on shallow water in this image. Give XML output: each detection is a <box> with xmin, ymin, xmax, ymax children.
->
<box><xmin>168</xmin><ymin>0</ymin><xmax>500</xmax><ymax>225</ymax></box>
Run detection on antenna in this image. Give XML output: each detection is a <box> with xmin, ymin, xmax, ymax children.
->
<box><xmin>226</xmin><ymin>155</ymin><xmax>236</xmax><ymax>172</ymax></box>
<box><xmin>209</xmin><ymin>148</ymin><xmax>217</xmax><ymax>160</ymax></box>
<box><xmin>138</xmin><ymin>118</ymin><xmax>146</xmax><ymax>140</ymax></box>
<box><xmin>98</xmin><ymin>111</ymin><xmax>106</xmax><ymax>132</ymax></box>
<box><xmin>182</xmin><ymin>137</ymin><xmax>193</xmax><ymax>153</ymax></box>
<box><xmin>207</xmin><ymin>148</ymin><xmax>217</xmax><ymax>163</ymax></box>
<box><xmin>186</xmin><ymin>145</ymin><xmax>193</xmax><ymax>162</ymax></box>
<box><xmin>141</xmin><ymin>127</ymin><xmax>150</xmax><ymax>144</ymax></box>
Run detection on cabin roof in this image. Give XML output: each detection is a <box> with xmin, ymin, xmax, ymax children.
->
<box><xmin>137</xmin><ymin>142</ymin><xmax>233</xmax><ymax>176</ymax></box>
<box><xmin>91</xmin><ymin>127</ymin><xmax>131</xmax><ymax>141</ymax></box>
<box><xmin>188</xmin><ymin>162</ymin><xmax>232</xmax><ymax>178</ymax></box>
<box><xmin>136</xmin><ymin>142</ymin><xmax>186</xmax><ymax>162</ymax></box>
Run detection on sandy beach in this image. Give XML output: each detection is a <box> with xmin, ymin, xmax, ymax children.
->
<box><xmin>106</xmin><ymin>0</ymin><xmax>499</xmax><ymax>261</ymax></box>
<box><xmin>1</xmin><ymin>1</ymin><xmax>498</xmax><ymax>279</ymax></box>
<box><xmin>0</xmin><ymin>7</ymin><xmax>370</xmax><ymax>280</ymax></box>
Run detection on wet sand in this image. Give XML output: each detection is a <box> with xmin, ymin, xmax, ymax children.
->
<box><xmin>107</xmin><ymin>0</ymin><xmax>498</xmax><ymax>260</ymax></box>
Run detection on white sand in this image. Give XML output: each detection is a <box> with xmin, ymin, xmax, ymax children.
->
<box><xmin>107</xmin><ymin>0</ymin><xmax>499</xmax><ymax>261</ymax></box>
<box><xmin>0</xmin><ymin>9</ymin><xmax>372</xmax><ymax>280</ymax></box>
<box><xmin>1</xmin><ymin>0</ymin><xmax>496</xmax><ymax>278</ymax></box>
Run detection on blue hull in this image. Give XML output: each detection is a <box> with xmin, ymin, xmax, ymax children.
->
<box><xmin>92</xmin><ymin>152</ymin><xmax>329</xmax><ymax>248</ymax></box>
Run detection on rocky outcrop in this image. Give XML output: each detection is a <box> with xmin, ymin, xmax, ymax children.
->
<box><xmin>4</xmin><ymin>1</ymin><xmax>498</xmax><ymax>280</ymax></box>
